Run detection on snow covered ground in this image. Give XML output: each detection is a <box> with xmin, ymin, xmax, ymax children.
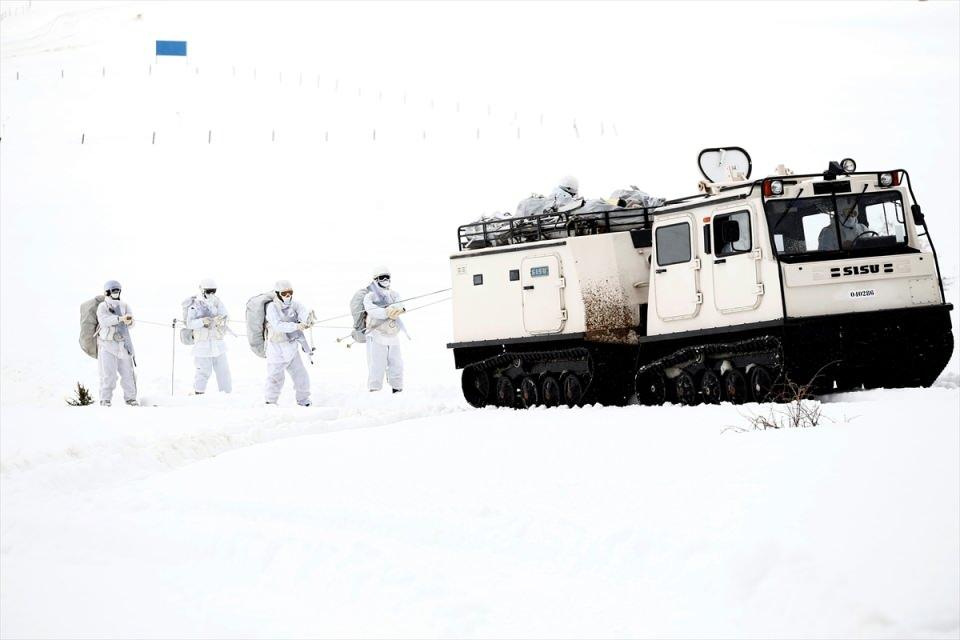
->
<box><xmin>2</xmin><ymin>1</ymin><xmax>959</xmax><ymax>638</ymax></box>
<box><xmin>2</xmin><ymin>386</ymin><xmax>958</xmax><ymax>638</ymax></box>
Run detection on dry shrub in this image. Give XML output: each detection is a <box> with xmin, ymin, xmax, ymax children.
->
<box><xmin>66</xmin><ymin>382</ymin><xmax>94</xmax><ymax>407</ymax></box>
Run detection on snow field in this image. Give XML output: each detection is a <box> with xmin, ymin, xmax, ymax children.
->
<box><xmin>2</xmin><ymin>388</ymin><xmax>958</xmax><ymax>638</ymax></box>
<box><xmin>2</xmin><ymin>1</ymin><xmax>959</xmax><ymax>637</ymax></box>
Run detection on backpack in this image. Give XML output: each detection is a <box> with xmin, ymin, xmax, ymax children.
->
<box><xmin>180</xmin><ymin>297</ymin><xmax>196</xmax><ymax>345</ymax></box>
<box><xmin>350</xmin><ymin>288</ymin><xmax>369</xmax><ymax>344</ymax></box>
<box><xmin>245</xmin><ymin>292</ymin><xmax>274</xmax><ymax>358</ymax></box>
<box><xmin>79</xmin><ymin>295</ymin><xmax>105</xmax><ymax>358</ymax></box>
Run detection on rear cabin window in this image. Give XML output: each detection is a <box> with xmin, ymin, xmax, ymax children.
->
<box><xmin>656</xmin><ymin>222</ymin><xmax>692</xmax><ymax>266</ymax></box>
<box><xmin>714</xmin><ymin>210</ymin><xmax>752</xmax><ymax>257</ymax></box>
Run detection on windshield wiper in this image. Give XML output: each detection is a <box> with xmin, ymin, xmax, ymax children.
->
<box><xmin>843</xmin><ymin>184</ymin><xmax>869</xmax><ymax>219</ymax></box>
<box><xmin>773</xmin><ymin>188</ymin><xmax>805</xmax><ymax>231</ymax></box>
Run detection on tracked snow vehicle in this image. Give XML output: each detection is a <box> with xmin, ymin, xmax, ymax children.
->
<box><xmin>447</xmin><ymin>149</ymin><xmax>954</xmax><ymax>407</ymax></box>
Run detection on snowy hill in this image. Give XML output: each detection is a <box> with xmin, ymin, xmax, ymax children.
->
<box><xmin>1</xmin><ymin>1</ymin><xmax>958</xmax><ymax>637</ymax></box>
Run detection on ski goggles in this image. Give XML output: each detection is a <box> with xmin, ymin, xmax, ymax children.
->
<box><xmin>375</xmin><ymin>275</ymin><xmax>391</xmax><ymax>283</ymax></box>
<box><xmin>279</xmin><ymin>289</ymin><xmax>294</xmax><ymax>298</ymax></box>
<box><xmin>202</xmin><ymin>288</ymin><xmax>217</xmax><ymax>295</ymax></box>
<box><xmin>108</xmin><ymin>288</ymin><xmax>121</xmax><ymax>295</ymax></box>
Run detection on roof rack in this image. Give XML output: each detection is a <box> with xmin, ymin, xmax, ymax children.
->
<box><xmin>456</xmin><ymin>183</ymin><xmax>757</xmax><ymax>251</ymax></box>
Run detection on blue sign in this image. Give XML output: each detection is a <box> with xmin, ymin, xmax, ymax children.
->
<box><xmin>155</xmin><ymin>40</ymin><xmax>187</xmax><ymax>56</ymax></box>
<box><xmin>531</xmin><ymin>266</ymin><xmax>550</xmax><ymax>278</ymax></box>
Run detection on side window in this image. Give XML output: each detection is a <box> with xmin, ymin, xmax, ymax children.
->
<box><xmin>655</xmin><ymin>222</ymin><xmax>691</xmax><ymax>266</ymax></box>
<box><xmin>714</xmin><ymin>210</ymin><xmax>752</xmax><ymax>257</ymax></box>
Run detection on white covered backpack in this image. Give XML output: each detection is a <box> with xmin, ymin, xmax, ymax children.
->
<box><xmin>79</xmin><ymin>295</ymin><xmax>105</xmax><ymax>358</ymax></box>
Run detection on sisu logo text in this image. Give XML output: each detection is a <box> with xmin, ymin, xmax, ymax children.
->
<box><xmin>830</xmin><ymin>263</ymin><xmax>894</xmax><ymax>278</ymax></box>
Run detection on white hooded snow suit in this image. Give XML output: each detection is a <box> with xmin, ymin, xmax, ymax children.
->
<box><xmin>818</xmin><ymin>213</ymin><xmax>868</xmax><ymax>251</ymax></box>
<box><xmin>264</xmin><ymin>296</ymin><xmax>312</xmax><ymax>405</ymax></box>
<box><xmin>186</xmin><ymin>295</ymin><xmax>232</xmax><ymax>393</ymax></box>
<box><xmin>96</xmin><ymin>298</ymin><xmax>137</xmax><ymax>404</ymax></box>
<box><xmin>363</xmin><ymin>284</ymin><xmax>404</xmax><ymax>391</ymax></box>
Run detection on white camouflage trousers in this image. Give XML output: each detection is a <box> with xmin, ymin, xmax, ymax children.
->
<box><xmin>99</xmin><ymin>348</ymin><xmax>137</xmax><ymax>403</ymax></box>
<box><xmin>367</xmin><ymin>341</ymin><xmax>403</xmax><ymax>391</ymax></box>
<box><xmin>265</xmin><ymin>353</ymin><xmax>311</xmax><ymax>405</ymax></box>
<box><xmin>194</xmin><ymin>354</ymin><xmax>232</xmax><ymax>393</ymax></box>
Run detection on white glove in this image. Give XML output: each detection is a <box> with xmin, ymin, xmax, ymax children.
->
<box><xmin>202</xmin><ymin>317</ymin><xmax>212</xmax><ymax>328</ymax></box>
<box><xmin>386</xmin><ymin>304</ymin><xmax>405</xmax><ymax>320</ymax></box>
<box><xmin>121</xmin><ymin>314</ymin><xmax>134</xmax><ymax>326</ymax></box>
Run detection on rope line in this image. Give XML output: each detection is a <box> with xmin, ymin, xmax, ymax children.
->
<box><xmin>128</xmin><ymin>290</ymin><xmax>452</xmax><ymax>333</ymax></box>
<box><xmin>224</xmin><ymin>286</ymin><xmax>452</xmax><ymax>326</ymax></box>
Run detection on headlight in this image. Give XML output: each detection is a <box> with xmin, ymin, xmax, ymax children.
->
<box><xmin>841</xmin><ymin>158</ymin><xmax>857</xmax><ymax>173</ymax></box>
<box><xmin>879</xmin><ymin>172</ymin><xmax>893</xmax><ymax>187</ymax></box>
<box><xmin>762</xmin><ymin>179</ymin><xmax>785</xmax><ymax>197</ymax></box>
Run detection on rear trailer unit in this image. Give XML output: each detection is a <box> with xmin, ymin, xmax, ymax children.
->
<box><xmin>447</xmin><ymin>151</ymin><xmax>954</xmax><ymax>408</ymax></box>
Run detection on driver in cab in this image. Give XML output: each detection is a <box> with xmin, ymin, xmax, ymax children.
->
<box><xmin>818</xmin><ymin>206</ymin><xmax>868</xmax><ymax>251</ymax></box>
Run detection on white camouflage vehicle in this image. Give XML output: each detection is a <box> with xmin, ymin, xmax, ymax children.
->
<box><xmin>447</xmin><ymin>148</ymin><xmax>954</xmax><ymax>407</ymax></box>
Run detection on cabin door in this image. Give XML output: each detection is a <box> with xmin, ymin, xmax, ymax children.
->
<box><xmin>521</xmin><ymin>255</ymin><xmax>566</xmax><ymax>334</ymax></box>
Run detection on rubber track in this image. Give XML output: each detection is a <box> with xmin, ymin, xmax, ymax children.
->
<box><xmin>466</xmin><ymin>347</ymin><xmax>592</xmax><ymax>373</ymax></box>
<box><xmin>636</xmin><ymin>336</ymin><xmax>783</xmax><ymax>375</ymax></box>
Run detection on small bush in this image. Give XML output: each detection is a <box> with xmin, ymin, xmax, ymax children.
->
<box><xmin>66</xmin><ymin>382</ymin><xmax>94</xmax><ymax>407</ymax></box>
<box><xmin>725</xmin><ymin>377</ymin><xmax>827</xmax><ymax>433</ymax></box>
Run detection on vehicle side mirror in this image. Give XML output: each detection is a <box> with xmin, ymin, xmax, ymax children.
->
<box><xmin>721</xmin><ymin>219</ymin><xmax>740</xmax><ymax>244</ymax></box>
<box><xmin>911</xmin><ymin>204</ymin><xmax>925</xmax><ymax>226</ymax></box>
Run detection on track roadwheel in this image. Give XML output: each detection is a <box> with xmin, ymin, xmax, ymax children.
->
<box><xmin>699</xmin><ymin>370</ymin><xmax>722</xmax><ymax>405</ymax></box>
<box><xmin>722</xmin><ymin>369</ymin><xmax>748</xmax><ymax>404</ymax></box>
<box><xmin>675</xmin><ymin>371</ymin><xmax>699</xmax><ymax>406</ymax></box>
<box><xmin>562</xmin><ymin>373</ymin><xmax>584</xmax><ymax>408</ymax></box>
<box><xmin>520</xmin><ymin>376</ymin><xmax>539</xmax><ymax>408</ymax></box>
<box><xmin>636</xmin><ymin>369</ymin><xmax>667</xmax><ymax>406</ymax></box>
<box><xmin>540</xmin><ymin>375</ymin><xmax>561</xmax><ymax>408</ymax></box>
<box><xmin>461</xmin><ymin>367</ymin><xmax>490</xmax><ymax>408</ymax></box>
<box><xmin>749</xmin><ymin>365</ymin><xmax>774</xmax><ymax>403</ymax></box>
<box><xmin>495</xmin><ymin>376</ymin><xmax>516</xmax><ymax>408</ymax></box>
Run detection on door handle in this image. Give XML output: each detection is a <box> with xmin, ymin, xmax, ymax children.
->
<box><xmin>655</xmin><ymin>268</ymin><xmax>667</xmax><ymax>274</ymax></box>
<box><xmin>715</xmin><ymin>258</ymin><xmax>726</xmax><ymax>264</ymax></box>
<box><xmin>523</xmin><ymin>285</ymin><xmax>535</xmax><ymax>290</ymax></box>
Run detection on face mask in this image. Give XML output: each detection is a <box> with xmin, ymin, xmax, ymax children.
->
<box><xmin>279</xmin><ymin>290</ymin><xmax>293</xmax><ymax>301</ymax></box>
<box><xmin>202</xmin><ymin>288</ymin><xmax>217</xmax><ymax>300</ymax></box>
<box><xmin>375</xmin><ymin>276</ymin><xmax>391</xmax><ymax>289</ymax></box>
<box><xmin>108</xmin><ymin>288</ymin><xmax>121</xmax><ymax>300</ymax></box>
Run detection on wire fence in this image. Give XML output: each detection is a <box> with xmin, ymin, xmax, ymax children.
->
<box><xmin>1</xmin><ymin>58</ymin><xmax>621</xmax><ymax>147</ymax></box>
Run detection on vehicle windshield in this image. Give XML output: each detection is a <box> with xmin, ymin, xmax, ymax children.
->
<box><xmin>765</xmin><ymin>191</ymin><xmax>906</xmax><ymax>256</ymax></box>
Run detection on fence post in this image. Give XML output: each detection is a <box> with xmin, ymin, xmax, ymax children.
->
<box><xmin>151</xmin><ymin>131</ymin><xmax>156</xmax><ymax>144</ymax></box>
<box><xmin>170</xmin><ymin>319</ymin><xmax>176</xmax><ymax>395</ymax></box>
<box><xmin>208</xmin><ymin>130</ymin><xmax>211</xmax><ymax>144</ymax></box>
<box><xmin>81</xmin><ymin>132</ymin><xmax>85</xmax><ymax>144</ymax></box>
